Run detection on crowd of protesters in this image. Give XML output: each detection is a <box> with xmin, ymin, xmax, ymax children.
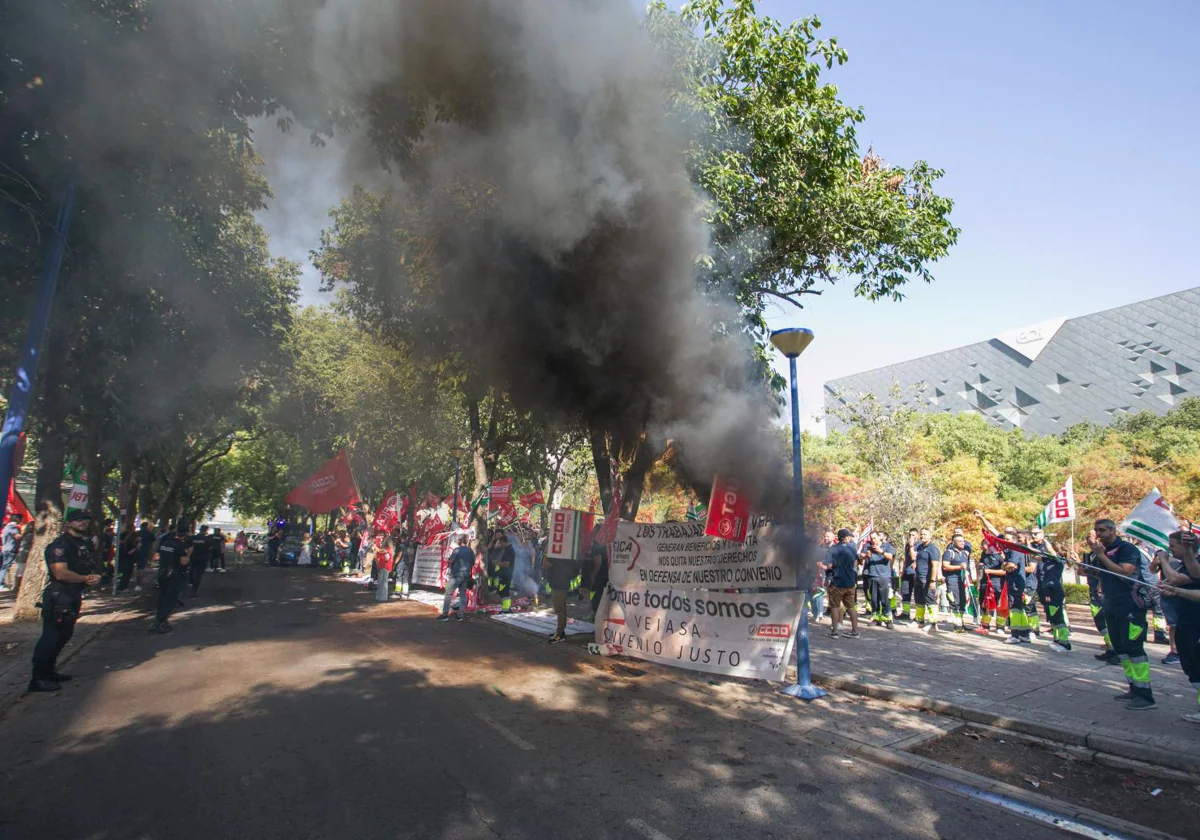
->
<box><xmin>815</xmin><ymin>513</ymin><xmax>1200</xmax><ymax>720</ymax></box>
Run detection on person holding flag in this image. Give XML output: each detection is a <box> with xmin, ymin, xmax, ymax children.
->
<box><xmin>1080</xmin><ymin>530</ymin><xmax>1118</xmax><ymax>665</ymax></box>
<box><xmin>976</xmin><ymin>534</ymin><xmax>1009</xmax><ymax>636</ymax></box>
<box><xmin>1034</xmin><ymin>532</ymin><xmax>1072</xmax><ymax>653</ymax></box>
<box><xmin>1071</xmin><ymin>520</ymin><xmax>1156</xmax><ymax>710</ymax></box>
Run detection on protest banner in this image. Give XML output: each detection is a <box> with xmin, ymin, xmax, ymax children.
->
<box><xmin>488</xmin><ymin>478</ymin><xmax>513</xmax><ymax>512</ymax></box>
<box><xmin>412</xmin><ymin>544</ymin><xmax>447</xmax><ymax>589</ymax></box>
<box><xmin>704</xmin><ymin>474</ymin><xmax>751</xmax><ymax>543</ymax></box>
<box><xmin>66</xmin><ymin>468</ymin><xmax>88</xmax><ymax>512</ymax></box>
<box><xmin>608</xmin><ymin>518</ymin><xmax>797</xmax><ymax>589</ymax></box>
<box><xmin>1036</xmin><ymin>476</ymin><xmax>1076</xmax><ymax>527</ymax></box>
<box><xmin>371</xmin><ymin>490</ymin><xmax>402</xmax><ymax>533</ymax></box>
<box><xmin>285</xmin><ymin>449</ymin><xmax>361</xmax><ymax>514</ymax></box>
<box><xmin>519</xmin><ymin>491</ymin><xmax>545</xmax><ymax>509</ymax></box>
<box><xmin>593</xmin><ymin>584</ymin><xmax>801</xmax><ymax>681</ymax></box>
<box><xmin>547</xmin><ymin>508</ymin><xmax>596</xmax><ymax>560</ymax></box>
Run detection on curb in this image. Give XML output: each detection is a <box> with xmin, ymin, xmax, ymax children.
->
<box><xmin>0</xmin><ymin>608</ymin><xmax>127</xmax><ymax>723</ymax></box>
<box><xmin>802</xmin><ymin>730</ymin><xmax>1188</xmax><ymax>840</ymax></box>
<box><xmin>810</xmin><ymin>673</ymin><xmax>1200</xmax><ymax>776</ymax></box>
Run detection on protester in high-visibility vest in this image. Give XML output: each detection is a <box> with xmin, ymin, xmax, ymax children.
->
<box><xmin>1156</xmin><ymin>529</ymin><xmax>1200</xmax><ymax>725</ymax></box>
<box><xmin>977</xmin><ymin>540</ymin><xmax>1008</xmax><ymax>635</ymax></box>
<box><xmin>1072</xmin><ymin>520</ymin><xmax>1156</xmax><ymax>710</ymax></box>
<box><xmin>1033</xmin><ymin>535</ymin><xmax>1072</xmax><ymax>653</ymax></box>
<box><xmin>912</xmin><ymin>528</ymin><xmax>941</xmax><ymax>632</ymax></box>
<box><xmin>941</xmin><ymin>535</ymin><xmax>971</xmax><ymax>632</ymax></box>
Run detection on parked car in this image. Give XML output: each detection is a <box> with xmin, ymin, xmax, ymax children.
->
<box><xmin>277</xmin><ymin>536</ymin><xmax>304</xmax><ymax>566</ymax></box>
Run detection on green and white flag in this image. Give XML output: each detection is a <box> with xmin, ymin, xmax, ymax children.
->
<box><xmin>1036</xmin><ymin>476</ymin><xmax>1075</xmax><ymax>528</ymax></box>
<box><xmin>1120</xmin><ymin>488</ymin><xmax>1179</xmax><ymax>551</ymax></box>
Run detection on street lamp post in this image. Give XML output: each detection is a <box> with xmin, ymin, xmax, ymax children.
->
<box><xmin>450</xmin><ymin>447</ymin><xmax>468</xmax><ymax>529</ymax></box>
<box><xmin>769</xmin><ymin>327</ymin><xmax>826</xmax><ymax>702</ymax></box>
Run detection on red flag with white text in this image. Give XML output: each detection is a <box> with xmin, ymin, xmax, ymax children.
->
<box><xmin>285</xmin><ymin>450</ymin><xmax>361</xmax><ymax>514</ymax></box>
<box><xmin>705</xmin><ymin>474</ymin><xmax>751</xmax><ymax>544</ymax></box>
<box><xmin>372</xmin><ymin>490</ymin><xmax>402</xmax><ymax>534</ymax></box>
<box><xmin>519</xmin><ymin>491</ymin><xmax>545</xmax><ymax>509</ymax></box>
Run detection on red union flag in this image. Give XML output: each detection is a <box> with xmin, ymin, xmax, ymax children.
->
<box><xmin>5</xmin><ymin>481</ymin><xmax>32</xmax><ymax>525</ymax></box>
<box><xmin>547</xmin><ymin>509</ymin><xmax>595</xmax><ymax>560</ymax></box>
<box><xmin>488</xmin><ymin>478</ymin><xmax>513</xmax><ymax>512</ymax></box>
<box><xmin>705</xmin><ymin>474</ymin><xmax>751</xmax><ymax>544</ymax></box>
<box><xmin>519</xmin><ymin>491</ymin><xmax>545</xmax><ymax>509</ymax></box>
<box><xmin>285</xmin><ymin>449</ymin><xmax>361</xmax><ymax>514</ymax></box>
<box><xmin>372</xmin><ymin>490</ymin><xmax>402</xmax><ymax>534</ymax></box>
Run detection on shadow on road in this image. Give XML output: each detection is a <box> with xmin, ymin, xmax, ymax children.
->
<box><xmin>0</xmin><ymin>567</ymin><xmax>1033</xmax><ymax>840</ymax></box>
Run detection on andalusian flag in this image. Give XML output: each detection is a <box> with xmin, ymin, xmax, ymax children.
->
<box><xmin>1120</xmin><ymin>488</ymin><xmax>1179</xmax><ymax>551</ymax></box>
<box><xmin>1036</xmin><ymin>476</ymin><xmax>1076</xmax><ymax>528</ymax></box>
<box><xmin>685</xmin><ymin>501</ymin><xmax>708</xmax><ymax>522</ymax></box>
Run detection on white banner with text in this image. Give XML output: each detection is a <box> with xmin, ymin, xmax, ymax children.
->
<box><xmin>412</xmin><ymin>544</ymin><xmax>447</xmax><ymax>589</ymax></box>
<box><xmin>608</xmin><ymin>519</ymin><xmax>796</xmax><ymax>589</ymax></box>
<box><xmin>593</xmin><ymin>585</ymin><xmax>801</xmax><ymax>681</ymax></box>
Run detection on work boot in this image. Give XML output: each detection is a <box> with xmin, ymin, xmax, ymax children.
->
<box><xmin>1125</xmin><ymin>695</ymin><xmax>1157</xmax><ymax>711</ymax></box>
<box><xmin>27</xmin><ymin>678</ymin><xmax>61</xmax><ymax>693</ymax></box>
<box><xmin>51</xmin><ymin>672</ymin><xmax>73</xmax><ymax>682</ymax></box>
<box><xmin>1113</xmin><ymin>689</ymin><xmax>1136</xmax><ymax>701</ymax></box>
<box><xmin>149</xmin><ymin>621</ymin><xmax>173</xmax><ymax>634</ymax></box>
<box><xmin>1153</xmin><ymin>632</ymin><xmax>1169</xmax><ymax>646</ymax></box>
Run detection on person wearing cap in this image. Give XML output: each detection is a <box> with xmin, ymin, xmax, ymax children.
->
<box><xmin>28</xmin><ymin>510</ymin><xmax>101</xmax><ymax>692</ymax></box>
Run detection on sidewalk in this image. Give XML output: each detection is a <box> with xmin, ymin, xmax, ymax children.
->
<box><xmin>802</xmin><ymin>606</ymin><xmax>1200</xmax><ymax>774</ymax></box>
<box><xmin>0</xmin><ymin>586</ymin><xmax>146</xmax><ymax>719</ymax></box>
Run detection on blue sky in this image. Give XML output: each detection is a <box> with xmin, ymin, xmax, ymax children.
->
<box><xmin>757</xmin><ymin>0</ymin><xmax>1200</xmax><ymax>430</ymax></box>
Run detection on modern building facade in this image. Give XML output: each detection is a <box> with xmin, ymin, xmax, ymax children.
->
<box><xmin>824</xmin><ymin>287</ymin><xmax>1200</xmax><ymax>436</ymax></box>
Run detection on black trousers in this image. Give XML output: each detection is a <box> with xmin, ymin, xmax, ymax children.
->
<box><xmin>117</xmin><ymin>554</ymin><xmax>135</xmax><ymax>591</ymax></box>
<box><xmin>867</xmin><ymin>577</ymin><xmax>892</xmax><ymax>618</ymax></box>
<box><xmin>945</xmin><ymin>575</ymin><xmax>967</xmax><ymax>617</ymax></box>
<box><xmin>156</xmin><ymin>572</ymin><xmax>183</xmax><ymax>623</ymax></box>
<box><xmin>900</xmin><ymin>572</ymin><xmax>916</xmax><ymax>609</ymax></box>
<box><xmin>1175</xmin><ymin>621</ymin><xmax>1200</xmax><ymax>689</ymax></box>
<box><xmin>189</xmin><ymin>558</ymin><xmax>208</xmax><ymax>594</ymax></box>
<box><xmin>32</xmin><ymin>605</ymin><xmax>77</xmax><ymax>679</ymax></box>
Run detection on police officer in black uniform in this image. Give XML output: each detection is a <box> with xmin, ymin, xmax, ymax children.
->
<box><xmin>187</xmin><ymin>523</ymin><xmax>214</xmax><ymax>597</ymax></box>
<box><xmin>29</xmin><ymin>510</ymin><xmax>102</xmax><ymax>692</ymax></box>
<box><xmin>151</xmin><ymin>521</ymin><xmax>192</xmax><ymax>634</ymax></box>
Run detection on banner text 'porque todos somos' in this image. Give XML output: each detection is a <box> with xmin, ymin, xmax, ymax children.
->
<box><xmin>595</xmin><ymin>585</ymin><xmax>801</xmax><ymax>681</ymax></box>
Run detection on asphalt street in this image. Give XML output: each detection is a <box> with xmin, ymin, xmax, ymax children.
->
<box><xmin>0</xmin><ymin>565</ymin><xmax>1075</xmax><ymax>840</ymax></box>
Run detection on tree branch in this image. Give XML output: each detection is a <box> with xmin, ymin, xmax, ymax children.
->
<box><xmin>747</xmin><ymin>286</ymin><xmax>823</xmax><ymax>308</ymax></box>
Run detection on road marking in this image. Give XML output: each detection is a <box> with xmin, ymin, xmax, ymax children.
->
<box><xmin>627</xmin><ymin>818</ymin><xmax>674</xmax><ymax>840</ymax></box>
<box><xmin>474</xmin><ymin>712</ymin><xmax>534</xmax><ymax>751</ymax></box>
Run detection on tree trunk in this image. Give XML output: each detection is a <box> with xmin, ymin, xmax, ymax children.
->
<box><xmin>468</xmin><ymin>398</ymin><xmax>489</xmax><ymax>539</ymax></box>
<box><xmin>14</xmin><ymin>506</ymin><xmax>61</xmax><ymax>621</ymax></box>
<box><xmin>84</xmin><ymin>439</ymin><xmax>105</xmax><ymax>526</ymax></box>
<box><xmin>152</xmin><ymin>450</ymin><xmax>190</xmax><ymax>525</ymax></box>
<box><xmin>620</xmin><ymin>442</ymin><xmax>656</xmax><ymax>520</ymax></box>
<box><xmin>34</xmin><ymin>370</ymin><xmax>70</xmax><ymax>511</ymax></box>
<box><xmin>587</xmin><ymin>420</ymin><xmax>613</xmax><ymax>515</ymax></box>
<box><xmin>138</xmin><ymin>481</ymin><xmax>154</xmax><ymax>525</ymax></box>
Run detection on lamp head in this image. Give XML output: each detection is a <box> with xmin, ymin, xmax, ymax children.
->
<box><xmin>769</xmin><ymin>327</ymin><xmax>814</xmax><ymax>359</ymax></box>
<box><xmin>449</xmin><ymin>447</ymin><xmax>469</xmax><ymax>460</ymax></box>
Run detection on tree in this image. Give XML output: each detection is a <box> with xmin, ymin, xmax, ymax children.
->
<box><xmin>647</xmin><ymin>0</ymin><xmax>959</xmax><ymax>339</ymax></box>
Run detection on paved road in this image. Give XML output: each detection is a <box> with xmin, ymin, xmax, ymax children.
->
<box><xmin>0</xmin><ymin>566</ymin><xmax>1072</xmax><ymax>840</ymax></box>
